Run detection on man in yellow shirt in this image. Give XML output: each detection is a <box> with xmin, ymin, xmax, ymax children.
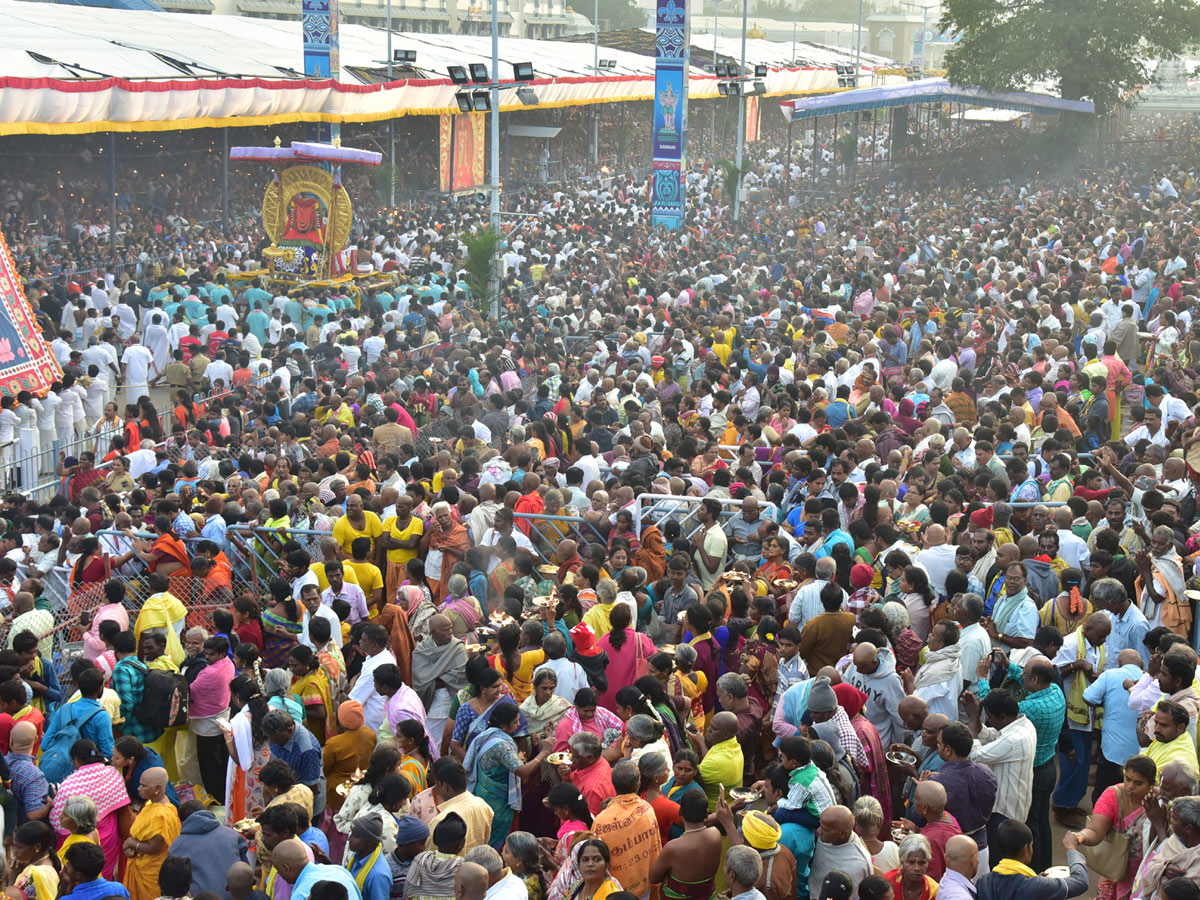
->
<box><xmin>695</xmin><ymin>711</ymin><xmax>744</xmax><ymax>812</ymax></box>
<box><xmin>332</xmin><ymin>494</ymin><xmax>383</xmax><ymax>556</ymax></box>
<box><xmin>345</xmin><ymin>537</ymin><xmax>385</xmax><ymax>609</ymax></box>
<box><xmin>1146</xmin><ymin>701</ymin><xmax>1196</xmax><ymax>779</ymax></box>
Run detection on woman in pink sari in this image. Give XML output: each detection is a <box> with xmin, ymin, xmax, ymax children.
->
<box><xmin>50</xmin><ymin>744</ymin><xmax>130</xmax><ymax>878</ymax></box>
<box><xmin>834</xmin><ymin>682</ymin><xmax>891</xmax><ymax>824</ymax></box>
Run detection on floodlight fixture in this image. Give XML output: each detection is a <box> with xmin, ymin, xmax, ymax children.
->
<box><xmin>472</xmin><ymin>90</ymin><xmax>491</xmax><ymax>110</ymax></box>
<box><xmin>470</xmin><ymin>63</ymin><xmax>490</xmax><ymax>83</ymax></box>
<box><xmin>513</xmin><ymin>61</ymin><xmax>535</xmax><ymax>81</ymax></box>
<box><xmin>448</xmin><ymin>65</ymin><xmax>469</xmax><ymax>84</ymax></box>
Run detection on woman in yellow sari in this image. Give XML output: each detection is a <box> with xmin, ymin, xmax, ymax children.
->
<box><xmin>6</xmin><ymin>822</ymin><xmax>60</xmax><ymax>900</ymax></box>
<box><xmin>287</xmin><ymin>645</ymin><xmax>334</xmax><ymax>743</ymax></box>
<box><xmin>396</xmin><ymin>719</ymin><xmax>433</xmax><ymax>793</ymax></box>
<box><xmin>668</xmin><ymin>642</ymin><xmax>708</xmax><ymax>731</ymax></box>
<box><xmin>132</xmin><ymin>574</ymin><xmax>187</xmax><ymax>668</ymax></box>
<box><xmin>123</xmin><ymin>768</ymin><xmax>181</xmax><ymax>900</ymax></box>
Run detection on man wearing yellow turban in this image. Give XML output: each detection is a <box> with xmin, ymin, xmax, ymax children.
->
<box><xmin>721</xmin><ymin>805</ymin><xmax>799</xmax><ymax>900</ymax></box>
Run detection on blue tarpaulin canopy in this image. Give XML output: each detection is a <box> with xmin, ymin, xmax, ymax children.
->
<box><xmin>778</xmin><ymin>78</ymin><xmax>1095</xmax><ymax>121</ymax></box>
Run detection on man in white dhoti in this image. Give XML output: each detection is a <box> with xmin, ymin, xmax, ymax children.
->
<box><xmin>122</xmin><ymin>336</ymin><xmax>154</xmax><ymax>405</ymax></box>
<box><xmin>144</xmin><ymin>313</ymin><xmax>170</xmax><ymax>384</ymax></box>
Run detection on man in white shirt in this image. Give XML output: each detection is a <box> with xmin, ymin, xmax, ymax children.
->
<box><xmin>121</xmin><ymin>336</ymin><xmax>155</xmax><ymax>403</ymax></box>
<box><xmin>954</xmin><ymin>593</ymin><xmax>993</xmax><ymax>684</ymax></box>
<box><xmin>915</xmin><ymin>524</ymin><xmax>958</xmax><ymax>597</ymax></box>
<box><xmin>298</xmin><ymin>583</ymin><xmax>342</xmax><ymax>650</ymax></box>
<box><xmin>348</xmin><ymin>624</ymin><xmax>397</xmax><ymax>732</ymax></box>
<box><xmin>966</xmin><ymin>688</ymin><xmax>1037</xmax><ymax>828</ymax></box>
<box><xmin>127</xmin><ymin>439</ymin><xmax>159</xmax><ymax>480</ymax></box>
<box><xmin>205</xmin><ymin>351</ymin><xmax>235</xmax><ymax>390</ymax></box>
<box><xmin>1053</xmin><ymin>507</ymin><xmax>1091</xmax><ymax>572</ymax></box>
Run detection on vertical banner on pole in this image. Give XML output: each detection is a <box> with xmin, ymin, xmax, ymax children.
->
<box><xmin>744</xmin><ymin>96</ymin><xmax>760</xmax><ymax>142</ymax></box>
<box><xmin>651</xmin><ymin>0</ymin><xmax>689</xmax><ymax>230</ymax></box>
<box><xmin>303</xmin><ymin>0</ymin><xmax>340</xmax><ymax>144</ymax></box>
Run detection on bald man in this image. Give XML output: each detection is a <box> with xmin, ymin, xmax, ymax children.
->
<box><xmin>454</xmin><ymin>862</ymin><xmax>489</xmax><ymax>900</ymax></box>
<box><xmin>694</xmin><ymin>711</ymin><xmax>744</xmax><ymax>813</ymax></box>
<box><xmin>272</xmin><ymin>838</ymin><xmax>363</xmax><ymax>900</ymax></box>
<box><xmin>910</xmin><ymin>780</ymin><xmax>962</xmax><ymax>880</ymax></box>
<box><xmin>843</xmin><ymin>641</ymin><xmax>906</xmax><ymax>745</ymax></box>
<box><xmin>939</xmin><ymin>835</ymin><xmax>980</xmax><ymax>900</ymax></box>
<box><xmin>410</xmin><ymin>614</ymin><xmax>466</xmax><ymax>750</ymax></box>
<box><xmin>7</xmin><ymin>720</ymin><xmax>50</xmax><ymax>824</ymax></box>
<box><xmin>808</xmin><ymin>806</ymin><xmax>872</xmax><ymax>899</ymax></box>
<box><xmin>916</xmin><ymin>523</ymin><xmax>958</xmax><ymax>598</ymax></box>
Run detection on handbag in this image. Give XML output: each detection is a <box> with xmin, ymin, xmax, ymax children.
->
<box><xmin>632</xmin><ymin>629</ymin><xmax>649</xmax><ymax>680</ymax></box>
<box><xmin>1079</xmin><ymin>788</ymin><xmax>1132</xmax><ymax>882</ymax></box>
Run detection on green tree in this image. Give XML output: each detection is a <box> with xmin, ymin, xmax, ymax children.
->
<box><xmin>459</xmin><ymin>227</ymin><xmax>501</xmax><ymax>312</ymax></box>
<box><xmin>940</xmin><ymin>0</ymin><xmax>1200</xmax><ymax>115</ymax></box>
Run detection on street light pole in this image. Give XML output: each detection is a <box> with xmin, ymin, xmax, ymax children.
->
<box><xmin>849</xmin><ymin>0</ymin><xmax>862</xmax><ymax>182</ymax></box>
<box><xmin>387</xmin><ymin>0</ymin><xmax>395</xmax><ymax>207</ymax></box>
<box><xmin>711</xmin><ymin>0</ymin><xmax>718</xmax><ymax>150</ymax></box>
<box><xmin>900</xmin><ymin>0</ymin><xmax>936</xmax><ymax>70</ymax></box>
<box><xmin>489</xmin><ymin>0</ymin><xmax>501</xmax><ymax>311</ymax></box>
<box><xmin>732</xmin><ymin>0</ymin><xmax>746</xmax><ymax>221</ymax></box>
<box><xmin>593</xmin><ymin>0</ymin><xmax>599</xmax><ymax>166</ymax></box>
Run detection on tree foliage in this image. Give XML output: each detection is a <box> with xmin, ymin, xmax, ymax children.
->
<box><xmin>459</xmin><ymin>227</ymin><xmax>501</xmax><ymax>311</ymax></box>
<box><xmin>716</xmin><ymin>158</ymin><xmax>751</xmax><ymax>200</ymax></box>
<box><xmin>939</xmin><ymin>0</ymin><xmax>1200</xmax><ymax>114</ymax></box>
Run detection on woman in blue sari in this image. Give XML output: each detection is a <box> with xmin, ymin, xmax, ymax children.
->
<box><xmin>462</xmin><ymin>702</ymin><xmax>552</xmax><ymax>848</ymax></box>
<box><xmin>449</xmin><ymin>663</ymin><xmax>528</xmax><ymax>760</ymax></box>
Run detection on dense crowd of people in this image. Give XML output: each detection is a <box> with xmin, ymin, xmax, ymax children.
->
<box><xmin>2</xmin><ymin>113</ymin><xmax>1200</xmax><ymax>900</ymax></box>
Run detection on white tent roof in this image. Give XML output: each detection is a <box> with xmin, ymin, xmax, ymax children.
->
<box><xmin>0</xmin><ymin>0</ymin><xmax>906</xmax><ymax>134</ymax></box>
<box><xmin>0</xmin><ymin>0</ymin><xmax>890</xmax><ymax>82</ymax></box>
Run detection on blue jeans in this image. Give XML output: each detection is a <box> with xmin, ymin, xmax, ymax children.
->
<box><xmin>1053</xmin><ymin>728</ymin><xmax>1092</xmax><ymax>809</ymax></box>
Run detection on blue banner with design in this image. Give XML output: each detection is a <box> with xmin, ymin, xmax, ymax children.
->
<box><xmin>652</xmin><ymin>0</ymin><xmax>688</xmax><ymax>230</ymax></box>
<box><xmin>303</xmin><ymin>0</ymin><xmax>340</xmax><ymax>144</ymax></box>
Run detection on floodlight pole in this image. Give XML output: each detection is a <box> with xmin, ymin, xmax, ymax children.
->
<box><xmin>489</xmin><ymin>0</ymin><xmax>501</xmax><ymax>314</ymax></box>
<box><xmin>387</xmin><ymin>0</ymin><xmax>395</xmax><ymax>207</ymax></box>
<box><xmin>712</xmin><ymin>0</ymin><xmax>718</xmax><ymax>149</ymax></box>
<box><xmin>732</xmin><ymin>0</ymin><xmax>746</xmax><ymax>221</ymax></box>
<box><xmin>850</xmin><ymin>0</ymin><xmax>863</xmax><ymax>182</ymax></box>
<box><xmin>593</xmin><ymin>0</ymin><xmax>599</xmax><ymax>166</ymax></box>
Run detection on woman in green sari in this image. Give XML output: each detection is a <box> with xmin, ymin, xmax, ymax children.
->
<box><xmin>462</xmin><ymin>701</ymin><xmax>552</xmax><ymax>848</ymax></box>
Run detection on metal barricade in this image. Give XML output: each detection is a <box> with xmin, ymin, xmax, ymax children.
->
<box><xmin>511</xmin><ymin>512</ymin><xmax>608</xmax><ymax>564</ymax></box>
<box><xmin>633</xmin><ymin>493</ymin><xmax>780</xmax><ymax>542</ymax></box>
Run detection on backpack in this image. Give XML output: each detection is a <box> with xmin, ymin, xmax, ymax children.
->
<box><xmin>40</xmin><ymin>705</ymin><xmax>105</xmax><ymax>784</ymax></box>
<box><xmin>135</xmin><ymin>670</ymin><xmax>190</xmax><ymax>730</ymax></box>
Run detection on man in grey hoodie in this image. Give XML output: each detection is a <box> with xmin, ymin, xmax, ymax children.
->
<box><xmin>842</xmin><ymin>639</ymin><xmax>907</xmax><ymax>746</ymax></box>
<box><xmin>166</xmin><ymin>801</ymin><xmax>250</xmax><ymax>900</ymax></box>
<box><xmin>1018</xmin><ymin>536</ymin><xmax>1060</xmax><ymax>603</ymax></box>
